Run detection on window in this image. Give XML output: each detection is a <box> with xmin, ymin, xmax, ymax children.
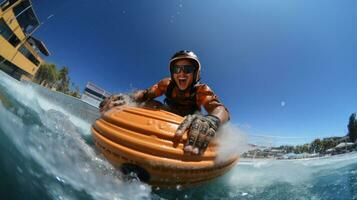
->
<box><xmin>8</xmin><ymin>31</ymin><xmax>20</xmax><ymax>46</ymax></box>
<box><xmin>13</xmin><ymin>1</ymin><xmax>39</xmax><ymax>34</ymax></box>
<box><xmin>84</xmin><ymin>88</ymin><xmax>107</xmax><ymax>100</ymax></box>
<box><xmin>0</xmin><ymin>19</ymin><xmax>20</xmax><ymax>47</ymax></box>
<box><xmin>0</xmin><ymin>56</ymin><xmax>32</xmax><ymax>80</ymax></box>
<box><xmin>0</xmin><ymin>0</ymin><xmax>16</xmax><ymax>12</ymax></box>
<box><xmin>19</xmin><ymin>44</ymin><xmax>40</xmax><ymax>66</ymax></box>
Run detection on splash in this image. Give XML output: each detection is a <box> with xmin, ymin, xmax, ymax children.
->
<box><xmin>215</xmin><ymin>124</ymin><xmax>250</xmax><ymax>162</ymax></box>
<box><xmin>0</xmin><ymin>71</ymin><xmax>151</xmax><ymax>200</ymax></box>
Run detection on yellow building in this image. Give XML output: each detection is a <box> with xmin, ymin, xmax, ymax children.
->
<box><xmin>0</xmin><ymin>0</ymin><xmax>49</xmax><ymax>81</ymax></box>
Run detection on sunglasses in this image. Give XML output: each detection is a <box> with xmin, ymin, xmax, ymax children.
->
<box><xmin>171</xmin><ymin>65</ymin><xmax>195</xmax><ymax>74</ymax></box>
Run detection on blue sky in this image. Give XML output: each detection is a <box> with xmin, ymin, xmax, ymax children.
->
<box><xmin>31</xmin><ymin>0</ymin><xmax>356</xmax><ymax>144</ymax></box>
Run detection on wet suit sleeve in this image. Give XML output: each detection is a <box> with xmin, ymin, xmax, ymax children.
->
<box><xmin>196</xmin><ymin>84</ymin><xmax>230</xmax><ymax>123</ymax></box>
<box><xmin>131</xmin><ymin>78</ymin><xmax>170</xmax><ymax>102</ymax></box>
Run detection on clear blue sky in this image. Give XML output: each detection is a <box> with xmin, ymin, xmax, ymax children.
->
<box><xmin>31</xmin><ymin>0</ymin><xmax>356</xmax><ymax>144</ymax></box>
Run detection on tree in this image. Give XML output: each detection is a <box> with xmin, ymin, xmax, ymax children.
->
<box><xmin>34</xmin><ymin>63</ymin><xmax>58</xmax><ymax>87</ymax></box>
<box><xmin>302</xmin><ymin>143</ymin><xmax>309</xmax><ymax>153</ymax></box>
<box><xmin>319</xmin><ymin>138</ymin><xmax>338</xmax><ymax>153</ymax></box>
<box><xmin>56</xmin><ymin>67</ymin><xmax>70</xmax><ymax>93</ymax></box>
<box><xmin>347</xmin><ymin>113</ymin><xmax>357</xmax><ymax>142</ymax></box>
<box><xmin>33</xmin><ymin>64</ymin><xmax>81</xmax><ymax>98</ymax></box>
<box><xmin>310</xmin><ymin>139</ymin><xmax>322</xmax><ymax>153</ymax></box>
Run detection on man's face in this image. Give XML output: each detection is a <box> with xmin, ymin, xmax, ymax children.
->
<box><xmin>172</xmin><ymin>59</ymin><xmax>195</xmax><ymax>91</ymax></box>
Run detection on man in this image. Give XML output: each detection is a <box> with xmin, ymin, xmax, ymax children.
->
<box><xmin>100</xmin><ymin>50</ymin><xmax>230</xmax><ymax>155</ymax></box>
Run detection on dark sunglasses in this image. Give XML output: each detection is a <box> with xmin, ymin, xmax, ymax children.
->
<box><xmin>171</xmin><ymin>65</ymin><xmax>195</xmax><ymax>74</ymax></box>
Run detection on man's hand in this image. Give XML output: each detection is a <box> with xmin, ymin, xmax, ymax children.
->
<box><xmin>175</xmin><ymin>114</ymin><xmax>221</xmax><ymax>155</ymax></box>
<box><xmin>99</xmin><ymin>94</ymin><xmax>129</xmax><ymax>114</ymax></box>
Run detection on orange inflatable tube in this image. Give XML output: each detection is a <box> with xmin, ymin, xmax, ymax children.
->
<box><xmin>91</xmin><ymin>106</ymin><xmax>239</xmax><ymax>187</ymax></box>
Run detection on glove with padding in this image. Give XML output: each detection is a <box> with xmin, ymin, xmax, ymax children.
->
<box><xmin>175</xmin><ymin>114</ymin><xmax>220</xmax><ymax>155</ymax></box>
<box><xmin>99</xmin><ymin>94</ymin><xmax>129</xmax><ymax>113</ymax></box>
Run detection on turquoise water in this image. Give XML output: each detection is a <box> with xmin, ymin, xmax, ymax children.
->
<box><xmin>0</xmin><ymin>71</ymin><xmax>356</xmax><ymax>200</ymax></box>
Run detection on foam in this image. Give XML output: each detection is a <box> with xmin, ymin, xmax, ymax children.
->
<box><xmin>0</xmin><ymin>72</ymin><xmax>152</xmax><ymax>200</ymax></box>
<box><xmin>215</xmin><ymin>124</ymin><xmax>250</xmax><ymax>162</ymax></box>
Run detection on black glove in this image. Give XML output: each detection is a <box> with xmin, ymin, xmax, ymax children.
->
<box><xmin>99</xmin><ymin>94</ymin><xmax>129</xmax><ymax>113</ymax></box>
<box><xmin>175</xmin><ymin>114</ymin><xmax>221</xmax><ymax>155</ymax></box>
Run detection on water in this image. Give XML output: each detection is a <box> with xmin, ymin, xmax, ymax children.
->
<box><xmin>0</xmin><ymin>71</ymin><xmax>356</xmax><ymax>200</ymax></box>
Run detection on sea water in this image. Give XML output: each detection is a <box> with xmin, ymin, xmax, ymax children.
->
<box><xmin>0</xmin><ymin>71</ymin><xmax>356</xmax><ymax>200</ymax></box>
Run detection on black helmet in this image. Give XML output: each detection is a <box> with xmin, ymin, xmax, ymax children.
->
<box><xmin>169</xmin><ymin>50</ymin><xmax>201</xmax><ymax>84</ymax></box>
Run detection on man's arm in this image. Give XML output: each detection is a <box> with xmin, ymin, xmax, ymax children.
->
<box><xmin>196</xmin><ymin>84</ymin><xmax>230</xmax><ymax>124</ymax></box>
<box><xmin>208</xmin><ymin>106</ymin><xmax>230</xmax><ymax>124</ymax></box>
<box><xmin>175</xmin><ymin>84</ymin><xmax>230</xmax><ymax>155</ymax></box>
<box><xmin>99</xmin><ymin>78</ymin><xmax>170</xmax><ymax>113</ymax></box>
<box><xmin>131</xmin><ymin>78</ymin><xmax>170</xmax><ymax>102</ymax></box>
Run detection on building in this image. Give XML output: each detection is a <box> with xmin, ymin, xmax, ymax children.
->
<box><xmin>0</xmin><ymin>0</ymin><xmax>50</xmax><ymax>81</ymax></box>
<box><xmin>81</xmin><ymin>82</ymin><xmax>111</xmax><ymax>108</ymax></box>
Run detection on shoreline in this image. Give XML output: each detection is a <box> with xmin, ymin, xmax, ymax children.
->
<box><xmin>239</xmin><ymin>151</ymin><xmax>357</xmax><ymax>162</ymax></box>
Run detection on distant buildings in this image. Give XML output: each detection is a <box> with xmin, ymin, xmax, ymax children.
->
<box><xmin>0</xmin><ymin>0</ymin><xmax>50</xmax><ymax>80</ymax></box>
<box><xmin>326</xmin><ymin>142</ymin><xmax>357</xmax><ymax>155</ymax></box>
<box><xmin>242</xmin><ymin>147</ymin><xmax>286</xmax><ymax>159</ymax></box>
<box><xmin>81</xmin><ymin>82</ymin><xmax>111</xmax><ymax>108</ymax></box>
<box><xmin>242</xmin><ymin>141</ymin><xmax>357</xmax><ymax>160</ymax></box>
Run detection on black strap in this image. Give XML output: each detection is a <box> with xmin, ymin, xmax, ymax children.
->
<box><xmin>164</xmin><ymin>80</ymin><xmax>200</xmax><ymax>115</ymax></box>
<box><xmin>164</xmin><ymin>80</ymin><xmax>175</xmax><ymax>100</ymax></box>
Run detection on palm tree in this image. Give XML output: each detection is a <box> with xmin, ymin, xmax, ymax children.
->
<box><xmin>34</xmin><ymin>63</ymin><xmax>58</xmax><ymax>88</ymax></box>
<box><xmin>56</xmin><ymin>67</ymin><xmax>70</xmax><ymax>93</ymax></box>
<box><xmin>34</xmin><ymin>64</ymin><xmax>81</xmax><ymax>98</ymax></box>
